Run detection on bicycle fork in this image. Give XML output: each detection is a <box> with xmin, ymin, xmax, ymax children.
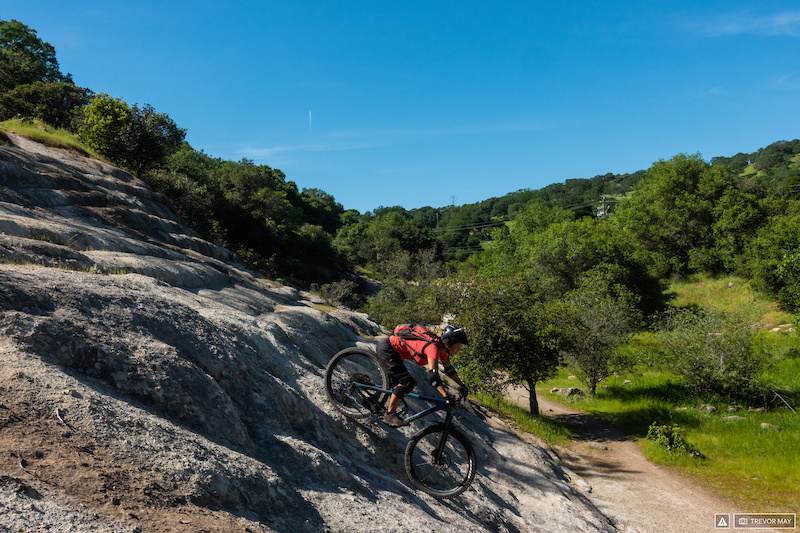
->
<box><xmin>431</xmin><ymin>411</ymin><xmax>456</xmax><ymax>466</ymax></box>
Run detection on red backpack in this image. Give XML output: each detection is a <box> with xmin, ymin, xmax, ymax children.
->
<box><xmin>392</xmin><ymin>324</ymin><xmax>442</xmax><ymax>360</ymax></box>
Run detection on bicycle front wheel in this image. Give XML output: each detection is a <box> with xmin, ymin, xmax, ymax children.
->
<box><xmin>324</xmin><ymin>348</ymin><xmax>390</xmax><ymax>419</ymax></box>
<box><xmin>404</xmin><ymin>424</ymin><xmax>476</xmax><ymax>499</ymax></box>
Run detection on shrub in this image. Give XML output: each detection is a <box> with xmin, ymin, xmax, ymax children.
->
<box><xmin>0</xmin><ymin>81</ymin><xmax>90</xmax><ymax>130</ymax></box>
<box><xmin>658</xmin><ymin>307</ymin><xmax>773</xmax><ymax>401</ymax></box>
<box><xmin>320</xmin><ymin>279</ymin><xmax>362</xmax><ymax>309</ymax></box>
<box><xmin>749</xmin><ymin>212</ymin><xmax>800</xmax><ymax>311</ymax></box>
<box><xmin>646</xmin><ymin>422</ymin><xmax>689</xmax><ymax>453</ymax></box>
<box><xmin>77</xmin><ymin>93</ymin><xmax>132</xmax><ymax>162</ymax></box>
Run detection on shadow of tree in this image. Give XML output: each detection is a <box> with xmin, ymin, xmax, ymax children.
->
<box><xmin>567</xmin><ymin>380</ymin><xmax>702</xmax><ymax>438</ymax></box>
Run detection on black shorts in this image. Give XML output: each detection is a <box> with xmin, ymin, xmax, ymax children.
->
<box><xmin>376</xmin><ymin>337</ymin><xmax>409</xmax><ymax>383</ymax></box>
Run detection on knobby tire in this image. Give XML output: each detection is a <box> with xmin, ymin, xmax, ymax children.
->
<box><xmin>324</xmin><ymin>348</ymin><xmax>390</xmax><ymax>419</ymax></box>
<box><xmin>404</xmin><ymin>423</ymin><xmax>476</xmax><ymax>499</ymax></box>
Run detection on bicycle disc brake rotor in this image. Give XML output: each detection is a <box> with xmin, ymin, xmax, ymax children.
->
<box><xmin>433</xmin><ymin>451</ymin><xmax>452</xmax><ymax>471</ymax></box>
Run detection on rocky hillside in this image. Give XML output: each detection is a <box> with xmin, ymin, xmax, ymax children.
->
<box><xmin>0</xmin><ymin>133</ymin><xmax>616</xmax><ymax>532</ymax></box>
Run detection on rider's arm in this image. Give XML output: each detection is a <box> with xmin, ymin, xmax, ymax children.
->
<box><xmin>439</xmin><ymin>355</ymin><xmax>466</xmax><ymax>388</ymax></box>
<box><xmin>426</xmin><ymin>357</ymin><xmax>449</xmax><ymax>397</ymax></box>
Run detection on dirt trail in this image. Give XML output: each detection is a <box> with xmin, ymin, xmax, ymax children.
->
<box><xmin>507</xmin><ymin>387</ymin><xmax>736</xmax><ymax>533</ymax></box>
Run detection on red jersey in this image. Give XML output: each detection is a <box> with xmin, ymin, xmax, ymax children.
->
<box><xmin>389</xmin><ymin>335</ymin><xmax>445</xmax><ymax>366</ymax></box>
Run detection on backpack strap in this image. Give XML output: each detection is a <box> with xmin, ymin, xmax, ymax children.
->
<box><xmin>395</xmin><ymin>336</ymin><xmax>436</xmax><ymax>360</ymax></box>
<box><xmin>393</xmin><ymin>324</ymin><xmax>441</xmax><ymax>361</ymax></box>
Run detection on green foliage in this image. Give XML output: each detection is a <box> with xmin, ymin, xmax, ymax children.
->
<box><xmin>0</xmin><ymin>19</ymin><xmax>70</xmax><ymax>91</ymax></box>
<box><xmin>119</xmin><ymin>103</ymin><xmax>186</xmax><ymax>177</ymax></box>
<box><xmin>147</xmin><ymin>144</ymin><xmax>342</xmax><ymax>283</ymax></box>
<box><xmin>478</xmin><ymin>200</ymin><xmax>575</xmax><ymax>277</ymax></box>
<box><xmin>615</xmin><ymin>153</ymin><xmax>737</xmax><ymax>278</ymax></box>
<box><xmin>437</xmin><ymin>203</ymin><xmax>492</xmax><ymax>258</ymax></box>
<box><xmin>0</xmin><ymin>20</ymin><xmax>88</xmax><ymax>130</ymax></box>
<box><xmin>475</xmin><ymin>200</ymin><xmax>571</xmax><ymax>276</ymax></box>
<box><xmin>0</xmin><ymin>81</ymin><xmax>90</xmax><ymax>130</ymax></box>
<box><xmin>752</xmin><ymin>140</ymin><xmax>800</xmax><ymax>174</ymax></box>
<box><xmin>361</xmin><ymin>247</ymin><xmax>444</xmax><ymax>326</ymax></box>
<box><xmin>319</xmin><ymin>279</ymin><xmax>363</xmax><ymax>309</ymax></box>
<box><xmin>334</xmin><ymin>169</ymin><xmax>647</xmax><ymax>274</ymax></box>
<box><xmin>428</xmin><ymin>273</ymin><xmax>564</xmax><ymax>414</ymax></box>
<box><xmin>480</xmin><ymin>203</ymin><xmax>665</xmax><ymax>316</ymax></box>
<box><xmin>711</xmin><ymin>187</ymin><xmax>764</xmax><ymax>273</ymax></box>
<box><xmin>363</xmin><ymin>284</ymin><xmax>441</xmax><ymax>327</ymax></box>
<box><xmin>646</xmin><ymin>422</ymin><xmax>689</xmax><ymax>453</ymax></box>
<box><xmin>558</xmin><ymin>269</ymin><xmax>643</xmax><ymax>394</ymax></box>
<box><xmin>300</xmin><ymin>188</ymin><xmax>345</xmax><ymax>234</ymax></box>
<box><xmin>657</xmin><ymin>307</ymin><xmax>773</xmax><ymax>401</ymax></box>
<box><xmin>334</xmin><ymin>210</ymin><xmax>439</xmax><ymax>275</ymax></box>
<box><xmin>749</xmin><ymin>212</ymin><xmax>800</xmax><ymax>310</ymax></box>
<box><xmin>332</xmin><ymin>220</ymin><xmax>372</xmax><ymax>265</ymax></box>
<box><xmin>77</xmin><ymin>93</ymin><xmax>132</xmax><ymax>162</ymax></box>
<box><xmin>77</xmin><ymin>95</ymin><xmax>185</xmax><ymax>177</ymax></box>
<box><xmin>145</xmin><ymin>145</ymin><xmax>223</xmax><ymax>242</ymax></box>
<box><xmin>531</xmin><ymin>219</ymin><xmax>659</xmax><ymax>305</ymax></box>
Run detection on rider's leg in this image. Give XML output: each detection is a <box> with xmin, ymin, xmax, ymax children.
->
<box><xmin>384</xmin><ymin>373</ymin><xmax>415</xmax><ymax>426</ymax></box>
<box><xmin>387</xmin><ymin>393</ymin><xmax>402</xmax><ymax>413</ymax></box>
<box><xmin>389</xmin><ymin>373</ymin><xmax>416</xmax><ymax>411</ymax></box>
<box><xmin>376</xmin><ymin>338</ymin><xmax>416</xmax><ymax>426</ymax></box>
<box><xmin>377</xmin><ymin>338</ymin><xmax>410</xmax><ymax>412</ymax></box>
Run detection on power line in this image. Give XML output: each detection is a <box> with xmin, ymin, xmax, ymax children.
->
<box><xmin>432</xmin><ymin>220</ymin><xmax>508</xmax><ymax>234</ymax></box>
<box><xmin>433</xmin><ymin>197</ymin><xmax>615</xmax><ymax>234</ymax></box>
<box><xmin>443</xmin><ymin>245</ymin><xmax>485</xmax><ymax>256</ymax></box>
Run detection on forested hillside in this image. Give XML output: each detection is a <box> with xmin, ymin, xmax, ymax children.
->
<box><xmin>3</xmin><ymin>17</ymin><xmax>800</xmax><ymax>325</ymax></box>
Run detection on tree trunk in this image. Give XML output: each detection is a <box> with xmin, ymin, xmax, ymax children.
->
<box><xmin>527</xmin><ymin>379</ymin><xmax>540</xmax><ymax>415</ymax></box>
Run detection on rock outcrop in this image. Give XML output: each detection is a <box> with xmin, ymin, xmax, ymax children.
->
<box><xmin>0</xmin><ymin>133</ymin><xmax>616</xmax><ymax>532</ymax></box>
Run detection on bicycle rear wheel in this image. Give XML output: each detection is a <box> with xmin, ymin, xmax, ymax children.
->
<box><xmin>404</xmin><ymin>424</ymin><xmax>476</xmax><ymax>499</ymax></box>
<box><xmin>324</xmin><ymin>348</ymin><xmax>390</xmax><ymax>419</ymax></box>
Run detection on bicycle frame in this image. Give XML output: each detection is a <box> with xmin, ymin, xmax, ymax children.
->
<box><xmin>326</xmin><ymin>348</ymin><xmax>477</xmax><ymax>498</ymax></box>
<box><xmin>353</xmin><ymin>381</ymin><xmax>458</xmax><ymax>466</ymax></box>
<box><xmin>352</xmin><ymin>381</ymin><xmax>455</xmax><ymax>425</ymax></box>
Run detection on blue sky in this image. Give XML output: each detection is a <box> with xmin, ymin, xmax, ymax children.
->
<box><xmin>7</xmin><ymin>2</ymin><xmax>800</xmax><ymax>212</ymax></box>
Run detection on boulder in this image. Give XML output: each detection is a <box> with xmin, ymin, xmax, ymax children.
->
<box><xmin>723</xmin><ymin>416</ymin><xmax>746</xmax><ymax>422</ymax></box>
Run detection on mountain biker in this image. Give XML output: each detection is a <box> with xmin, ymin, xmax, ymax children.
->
<box><xmin>376</xmin><ymin>325</ymin><xmax>469</xmax><ymax>427</ymax></box>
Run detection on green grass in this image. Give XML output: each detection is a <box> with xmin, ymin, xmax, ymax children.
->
<box><xmin>538</xmin><ymin>363</ymin><xmax>800</xmax><ymax>510</ymax></box>
<box><xmin>541</xmin><ymin>366</ymin><xmax>702</xmax><ymax>435</ymax></box>
<box><xmin>665</xmin><ymin>274</ymin><xmax>795</xmax><ymax>331</ymax></box>
<box><xmin>682</xmin><ymin>409</ymin><xmax>800</xmax><ymax>510</ymax></box>
<box><xmin>0</xmin><ymin>118</ymin><xmax>103</xmax><ymax>159</ymax></box>
<box><xmin>475</xmin><ymin>393</ymin><xmax>574</xmax><ymax>447</ymax></box>
<box><xmin>526</xmin><ymin>275</ymin><xmax>800</xmax><ymax>511</ymax></box>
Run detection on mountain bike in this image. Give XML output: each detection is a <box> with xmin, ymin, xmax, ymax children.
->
<box><xmin>324</xmin><ymin>347</ymin><xmax>477</xmax><ymax>499</ymax></box>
